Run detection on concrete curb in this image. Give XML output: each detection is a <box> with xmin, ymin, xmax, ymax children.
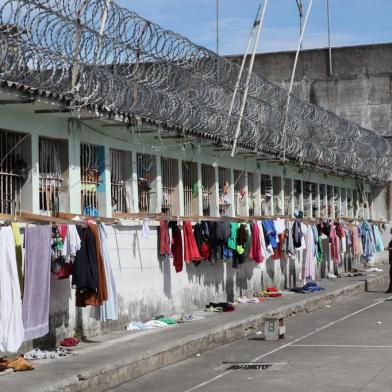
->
<box><xmin>55</xmin><ymin>273</ymin><xmax>387</xmax><ymax>392</ymax></box>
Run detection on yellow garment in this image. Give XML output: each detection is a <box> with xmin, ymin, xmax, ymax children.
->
<box><xmin>0</xmin><ymin>356</ymin><xmax>34</xmax><ymax>372</ymax></box>
<box><xmin>11</xmin><ymin>222</ymin><xmax>24</xmax><ymax>295</ymax></box>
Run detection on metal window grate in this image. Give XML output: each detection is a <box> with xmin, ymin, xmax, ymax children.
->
<box><xmin>218</xmin><ymin>167</ymin><xmax>230</xmax><ymax>216</ymax></box>
<box><xmin>81</xmin><ymin>143</ymin><xmax>101</xmax><ymax>216</ymax></box>
<box><xmin>273</xmin><ymin>176</ymin><xmax>283</xmax><ymax>215</ymax></box>
<box><xmin>39</xmin><ymin>138</ymin><xmax>63</xmax><ymax>216</ymax></box>
<box><xmin>248</xmin><ymin>173</ymin><xmax>255</xmax><ymax>216</ymax></box>
<box><xmin>111</xmin><ymin>149</ymin><xmax>127</xmax><ymax>213</ymax></box>
<box><xmin>260</xmin><ymin>174</ymin><xmax>272</xmax><ymax>216</ymax></box>
<box><xmin>225</xmin><ymin>363</ymin><xmax>273</xmax><ymax>371</ymax></box>
<box><xmin>303</xmin><ymin>181</ymin><xmax>312</xmax><ymax>218</ymax></box>
<box><xmin>137</xmin><ymin>153</ymin><xmax>155</xmax><ymax>213</ymax></box>
<box><xmin>0</xmin><ymin>129</ymin><xmax>26</xmax><ymax>215</ymax></box>
<box><xmin>161</xmin><ymin>157</ymin><xmax>176</xmax><ymax>215</ymax></box>
<box><xmin>234</xmin><ymin>170</ymin><xmax>245</xmax><ymax>216</ymax></box>
<box><xmin>182</xmin><ymin>161</ymin><xmax>197</xmax><ymax>216</ymax></box>
<box><xmin>311</xmin><ymin>183</ymin><xmax>319</xmax><ymax>217</ymax></box>
<box><xmin>284</xmin><ymin>178</ymin><xmax>292</xmax><ymax>216</ymax></box>
<box><xmin>201</xmin><ymin>164</ymin><xmax>214</xmax><ymax>216</ymax></box>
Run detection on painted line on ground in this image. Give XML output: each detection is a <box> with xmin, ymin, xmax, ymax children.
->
<box><xmin>183</xmin><ymin>295</ymin><xmax>392</xmax><ymax>392</ymax></box>
<box><xmin>291</xmin><ymin>344</ymin><xmax>392</xmax><ymax>348</ymax></box>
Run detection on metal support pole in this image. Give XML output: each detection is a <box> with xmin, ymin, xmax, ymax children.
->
<box><xmin>231</xmin><ymin>0</ymin><xmax>268</xmax><ymax>157</ymax></box>
<box><xmin>281</xmin><ymin>0</ymin><xmax>314</xmax><ymax>164</ymax></box>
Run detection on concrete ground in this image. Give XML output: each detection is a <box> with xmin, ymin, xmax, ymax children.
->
<box><xmin>112</xmin><ymin>284</ymin><xmax>392</xmax><ymax>392</ymax></box>
<box><xmin>0</xmin><ymin>270</ymin><xmax>389</xmax><ymax>392</ymax></box>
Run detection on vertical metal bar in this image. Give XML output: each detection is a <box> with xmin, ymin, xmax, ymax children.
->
<box><xmin>231</xmin><ymin>0</ymin><xmax>268</xmax><ymax>157</ymax></box>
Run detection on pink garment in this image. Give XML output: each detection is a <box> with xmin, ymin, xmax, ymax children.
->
<box><xmin>304</xmin><ymin>224</ymin><xmax>316</xmax><ymax>280</ymax></box>
<box><xmin>351</xmin><ymin>226</ymin><xmax>361</xmax><ymax>256</ymax></box>
<box><xmin>249</xmin><ymin>223</ymin><xmax>264</xmax><ymax>264</ymax></box>
<box><xmin>330</xmin><ymin>223</ymin><xmax>341</xmax><ymax>264</ymax></box>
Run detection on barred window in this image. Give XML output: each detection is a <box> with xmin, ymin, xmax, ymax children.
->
<box><xmin>260</xmin><ymin>174</ymin><xmax>272</xmax><ymax>216</ymax></box>
<box><xmin>319</xmin><ymin>184</ymin><xmax>327</xmax><ymax>217</ymax></box>
<box><xmin>234</xmin><ymin>170</ymin><xmax>245</xmax><ymax>216</ymax></box>
<box><xmin>284</xmin><ymin>178</ymin><xmax>292</xmax><ymax>216</ymax></box>
<box><xmin>39</xmin><ymin>137</ymin><xmax>64</xmax><ymax>216</ymax></box>
<box><xmin>111</xmin><ymin>149</ymin><xmax>128</xmax><ymax>213</ymax></box>
<box><xmin>137</xmin><ymin>153</ymin><xmax>156</xmax><ymax>213</ymax></box>
<box><xmin>311</xmin><ymin>183</ymin><xmax>319</xmax><ymax>218</ymax></box>
<box><xmin>81</xmin><ymin>143</ymin><xmax>101</xmax><ymax>216</ymax></box>
<box><xmin>273</xmin><ymin>176</ymin><xmax>283</xmax><ymax>215</ymax></box>
<box><xmin>247</xmin><ymin>173</ymin><xmax>256</xmax><ymax>216</ymax></box>
<box><xmin>182</xmin><ymin>160</ymin><xmax>198</xmax><ymax>216</ymax></box>
<box><xmin>0</xmin><ymin>129</ymin><xmax>27</xmax><ymax>215</ymax></box>
<box><xmin>303</xmin><ymin>181</ymin><xmax>312</xmax><ymax>218</ymax></box>
<box><xmin>218</xmin><ymin>167</ymin><xmax>230</xmax><ymax>216</ymax></box>
<box><xmin>161</xmin><ymin>157</ymin><xmax>177</xmax><ymax>215</ymax></box>
<box><xmin>201</xmin><ymin>164</ymin><xmax>214</xmax><ymax>216</ymax></box>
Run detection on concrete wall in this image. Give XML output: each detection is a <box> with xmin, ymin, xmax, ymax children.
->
<box><xmin>228</xmin><ymin>43</ymin><xmax>392</xmax><ymax>136</ymax></box>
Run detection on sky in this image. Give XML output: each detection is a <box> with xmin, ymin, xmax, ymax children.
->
<box><xmin>117</xmin><ymin>0</ymin><xmax>392</xmax><ymax>55</ymax></box>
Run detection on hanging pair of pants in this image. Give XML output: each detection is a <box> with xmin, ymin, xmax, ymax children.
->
<box><xmin>0</xmin><ymin>226</ymin><xmax>24</xmax><ymax>353</ymax></box>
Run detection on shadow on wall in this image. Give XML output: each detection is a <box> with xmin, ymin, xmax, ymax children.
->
<box><xmin>33</xmin><ymin>275</ymin><xmax>71</xmax><ymax>349</ymax></box>
<box><xmin>185</xmin><ymin>260</ymin><xmax>256</xmax><ymax>303</ymax></box>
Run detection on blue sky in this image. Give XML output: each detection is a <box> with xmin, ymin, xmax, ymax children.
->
<box><xmin>117</xmin><ymin>0</ymin><xmax>392</xmax><ymax>54</ymax></box>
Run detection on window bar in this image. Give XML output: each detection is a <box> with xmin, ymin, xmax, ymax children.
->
<box><xmin>39</xmin><ymin>138</ymin><xmax>63</xmax><ymax>216</ymax></box>
<box><xmin>0</xmin><ymin>129</ymin><xmax>25</xmax><ymax>215</ymax></box>
<box><xmin>201</xmin><ymin>164</ymin><xmax>214</xmax><ymax>216</ymax></box>
<box><xmin>218</xmin><ymin>167</ymin><xmax>230</xmax><ymax>216</ymax></box>
<box><xmin>137</xmin><ymin>153</ymin><xmax>155</xmax><ymax>213</ymax></box>
<box><xmin>233</xmin><ymin>170</ymin><xmax>247</xmax><ymax>216</ymax></box>
<box><xmin>161</xmin><ymin>157</ymin><xmax>175</xmax><ymax>215</ymax></box>
<box><xmin>182</xmin><ymin>161</ymin><xmax>197</xmax><ymax>216</ymax></box>
<box><xmin>111</xmin><ymin>149</ymin><xmax>127</xmax><ymax>213</ymax></box>
<box><xmin>248</xmin><ymin>173</ymin><xmax>255</xmax><ymax>216</ymax></box>
<box><xmin>81</xmin><ymin>143</ymin><xmax>100</xmax><ymax>216</ymax></box>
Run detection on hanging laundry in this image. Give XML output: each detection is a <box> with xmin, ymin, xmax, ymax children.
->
<box><xmin>98</xmin><ymin>223</ymin><xmax>118</xmax><ymax>321</ymax></box>
<box><xmin>141</xmin><ymin>218</ymin><xmax>151</xmax><ymax>240</ymax></box>
<box><xmin>262</xmin><ymin>220</ymin><xmax>278</xmax><ymax>249</ymax></box>
<box><xmin>283</xmin><ymin>220</ymin><xmax>294</xmax><ymax>257</ymax></box>
<box><xmin>249</xmin><ymin>222</ymin><xmax>264</xmax><ymax>264</ymax></box>
<box><xmin>227</xmin><ymin>222</ymin><xmax>239</xmax><ymax>250</ymax></box>
<box><xmin>207</xmin><ymin>222</ymin><xmax>220</xmax><ymax>264</ymax></box>
<box><xmin>352</xmin><ymin>225</ymin><xmax>362</xmax><ymax>256</ymax></box>
<box><xmin>360</xmin><ymin>220</ymin><xmax>376</xmax><ymax>263</ymax></box>
<box><xmin>159</xmin><ymin>221</ymin><xmax>170</xmax><ymax>256</ymax></box>
<box><xmin>232</xmin><ymin>224</ymin><xmax>247</xmax><ymax>269</ymax></box>
<box><xmin>170</xmin><ymin>221</ymin><xmax>183</xmax><ymax>273</ymax></box>
<box><xmin>329</xmin><ymin>222</ymin><xmax>341</xmax><ymax>264</ymax></box>
<box><xmin>183</xmin><ymin>221</ymin><xmax>201</xmax><ymax>263</ymax></box>
<box><xmin>303</xmin><ymin>224</ymin><xmax>316</xmax><ymax>281</ymax></box>
<box><xmin>61</xmin><ymin>224</ymin><xmax>81</xmax><ymax>262</ymax></box>
<box><xmin>292</xmin><ymin>220</ymin><xmax>302</xmax><ymax>248</ymax></box>
<box><xmin>23</xmin><ymin>225</ymin><xmax>52</xmax><ymax>341</ymax></box>
<box><xmin>373</xmin><ymin>224</ymin><xmax>384</xmax><ymax>252</ymax></box>
<box><xmin>0</xmin><ymin>226</ymin><xmax>24</xmax><ymax>353</ymax></box>
<box><xmin>11</xmin><ymin>222</ymin><xmax>24</xmax><ymax>294</ymax></box>
<box><xmin>76</xmin><ymin>224</ymin><xmax>108</xmax><ymax>307</ymax></box>
<box><xmin>258</xmin><ymin>221</ymin><xmax>273</xmax><ymax>259</ymax></box>
<box><xmin>311</xmin><ymin>225</ymin><xmax>319</xmax><ymax>260</ymax></box>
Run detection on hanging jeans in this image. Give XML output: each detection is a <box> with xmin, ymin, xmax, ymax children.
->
<box><xmin>0</xmin><ymin>226</ymin><xmax>24</xmax><ymax>353</ymax></box>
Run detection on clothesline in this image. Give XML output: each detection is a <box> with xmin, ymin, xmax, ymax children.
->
<box><xmin>0</xmin><ymin>212</ymin><xmax>387</xmax><ymax>226</ymax></box>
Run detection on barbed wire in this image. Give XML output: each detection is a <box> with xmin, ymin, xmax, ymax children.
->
<box><xmin>0</xmin><ymin>0</ymin><xmax>391</xmax><ymax>183</ymax></box>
